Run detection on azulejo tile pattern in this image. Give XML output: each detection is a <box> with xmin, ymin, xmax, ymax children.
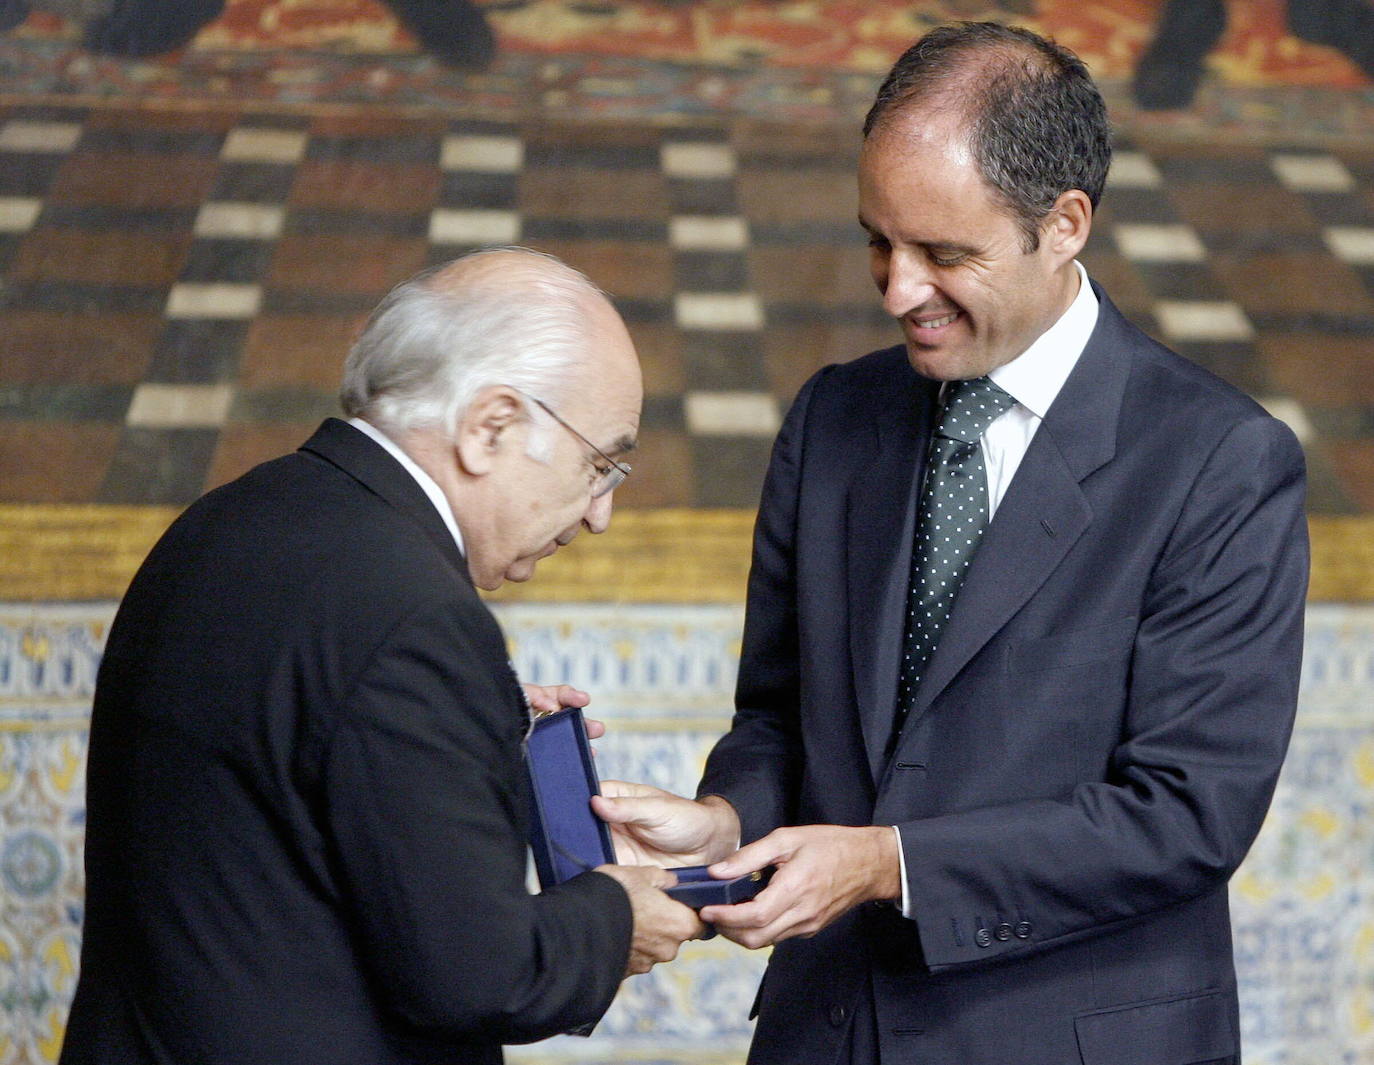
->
<box><xmin>2</xmin><ymin>106</ymin><xmax>1374</xmax><ymax>516</ymax></box>
<box><xmin>1</xmin><ymin>602</ymin><xmax>1371</xmax><ymax>1065</ymax></box>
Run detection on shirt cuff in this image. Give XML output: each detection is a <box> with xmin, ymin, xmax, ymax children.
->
<box><xmin>893</xmin><ymin>824</ymin><xmax>913</xmax><ymax>918</ymax></box>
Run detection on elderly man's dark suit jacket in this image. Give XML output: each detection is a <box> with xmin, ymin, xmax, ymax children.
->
<box><xmin>61</xmin><ymin>419</ymin><xmax>631</xmax><ymax>1065</ymax></box>
<box><xmin>698</xmin><ymin>286</ymin><xmax>1308</xmax><ymax>1065</ymax></box>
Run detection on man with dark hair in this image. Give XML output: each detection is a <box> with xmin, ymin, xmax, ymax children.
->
<box><xmin>596</xmin><ymin>21</ymin><xmax>1307</xmax><ymax>1065</ymax></box>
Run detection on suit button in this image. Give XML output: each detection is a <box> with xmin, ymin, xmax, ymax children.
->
<box><xmin>974</xmin><ymin>928</ymin><xmax>992</xmax><ymax>948</ymax></box>
<box><xmin>995</xmin><ymin>923</ymin><xmax>1013</xmax><ymax>941</ymax></box>
<box><xmin>829</xmin><ymin>1004</ymin><xmax>848</xmax><ymax>1027</ymax></box>
<box><xmin>1014</xmin><ymin>921</ymin><xmax>1032</xmax><ymax>939</ymax></box>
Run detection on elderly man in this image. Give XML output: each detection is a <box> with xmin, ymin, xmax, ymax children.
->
<box><xmin>60</xmin><ymin>248</ymin><xmax>702</xmax><ymax>1065</ymax></box>
<box><xmin>596</xmin><ymin>22</ymin><xmax>1308</xmax><ymax>1065</ymax></box>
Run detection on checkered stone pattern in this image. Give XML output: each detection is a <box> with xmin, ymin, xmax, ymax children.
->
<box><xmin>2</xmin><ymin>104</ymin><xmax>1373</xmax><ymax>512</ymax></box>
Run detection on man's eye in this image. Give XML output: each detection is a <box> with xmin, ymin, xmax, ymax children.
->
<box><xmin>931</xmin><ymin>252</ymin><xmax>966</xmax><ymax>267</ymax></box>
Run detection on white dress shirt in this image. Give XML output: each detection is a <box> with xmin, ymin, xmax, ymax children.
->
<box><xmin>894</xmin><ymin>262</ymin><xmax>1099</xmax><ymax>915</ymax></box>
<box><xmin>348</xmin><ymin>417</ymin><xmax>466</xmax><ymax>558</ymax></box>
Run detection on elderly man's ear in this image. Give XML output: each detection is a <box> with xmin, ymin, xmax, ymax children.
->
<box><xmin>455</xmin><ymin>388</ymin><xmax>526</xmax><ymax>477</ymax></box>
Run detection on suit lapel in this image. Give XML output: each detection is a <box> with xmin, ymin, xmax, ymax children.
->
<box><xmin>900</xmin><ymin>286</ymin><xmax>1133</xmax><ymax>730</ymax></box>
<box><xmin>300</xmin><ymin>418</ymin><xmax>469</xmax><ymax>581</ymax></box>
<box><xmin>848</xmin><ymin>361</ymin><xmax>938</xmax><ymax>782</ymax></box>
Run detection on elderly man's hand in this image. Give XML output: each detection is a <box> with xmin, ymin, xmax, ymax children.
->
<box><xmin>520</xmin><ymin>682</ymin><xmax>605</xmax><ymax>739</ymax></box>
<box><xmin>593</xmin><ymin>783</ymin><xmax>740</xmax><ymax>867</ymax></box>
<box><xmin>697</xmin><ymin>825</ymin><xmax>900</xmax><ymax>949</ymax></box>
<box><xmin>594</xmin><ymin>864</ymin><xmax>705</xmax><ymax>976</ymax></box>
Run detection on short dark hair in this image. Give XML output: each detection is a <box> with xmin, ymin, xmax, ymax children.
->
<box><xmin>864</xmin><ymin>21</ymin><xmax>1112</xmax><ymax>251</ymax></box>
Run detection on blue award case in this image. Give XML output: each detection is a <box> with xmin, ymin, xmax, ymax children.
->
<box><xmin>524</xmin><ymin>706</ymin><xmax>765</xmax><ymax>908</ymax></box>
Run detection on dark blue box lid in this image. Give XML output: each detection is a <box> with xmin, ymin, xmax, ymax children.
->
<box><xmin>524</xmin><ymin>707</ymin><xmax>765</xmax><ymax>908</ymax></box>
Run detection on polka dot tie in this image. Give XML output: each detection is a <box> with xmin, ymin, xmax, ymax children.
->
<box><xmin>895</xmin><ymin>376</ymin><xmax>1016</xmax><ymax>724</ymax></box>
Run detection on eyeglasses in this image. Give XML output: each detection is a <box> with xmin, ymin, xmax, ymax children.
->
<box><xmin>525</xmin><ymin>395</ymin><xmax>632</xmax><ymax>499</ymax></box>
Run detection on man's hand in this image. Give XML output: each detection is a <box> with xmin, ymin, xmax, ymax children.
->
<box><xmin>592</xmin><ymin>783</ymin><xmax>740</xmax><ymax>867</ymax></box>
<box><xmin>594</xmin><ymin>864</ymin><xmax>705</xmax><ymax>975</ymax></box>
<box><xmin>698</xmin><ymin>825</ymin><xmax>900</xmax><ymax>949</ymax></box>
<box><xmin>520</xmin><ymin>682</ymin><xmax>604</xmax><ymax>739</ymax></box>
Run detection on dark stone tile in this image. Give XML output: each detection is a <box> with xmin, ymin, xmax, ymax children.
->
<box><xmin>524</xmin><ymin>143</ymin><xmax>660</xmax><ymax>169</ymax></box>
<box><xmin>0</xmin><ymin>280</ymin><xmax>167</xmax><ymax>314</ymax></box>
<box><xmin>447</xmin><ymin>118</ymin><xmax>520</xmax><ymax>136</ymax></box>
<box><xmin>613</xmin><ymin>427</ymin><xmax>693</xmax><ymax>508</ymax></box>
<box><xmin>639</xmin><ymin>394</ymin><xmax>685</xmax><ymax>432</ymax></box>
<box><xmin>610</xmin><ymin>297</ymin><xmax>671</xmax><ymax>325</ymax></box>
<box><xmin>751</xmin><ymin>221</ymin><xmax>861</xmax><ymax>245</ymax></box>
<box><xmin>211</xmin><ymin>162</ymin><xmax>297</xmax><ymax>203</ymax></box>
<box><xmin>438</xmin><ymin>171</ymin><xmax>519</xmax><ymax>209</ymax></box>
<box><xmin>1132</xmin><ymin>262</ymin><xmax>1228</xmax><ymax>301</ymax></box>
<box><xmin>1198</xmin><ymin>231</ymin><xmax>1326</xmax><ymax>255</ymax></box>
<box><xmin>36</xmin><ymin>204</ymin><xmax>197</xmax><ymax>232</ymax></box>
<box><xmin>1100</xmin><ymin>187</ymin><xmax>1181</xmax><ymax>224</ymax></box>
<box><xmin>8</xmin><ymin>105</ymin><xmax>89</xmax><ymax>123</ymax></box>
<box><xmin>0</xmin><ymin>234</ymin><xmax>18</xmax><ymax>273</ymax></box>
<box><xmin>0</xmin><ymin>310</ymin><xmax>160</xmax><ymax>383</ymax></box>
<box><xmin>0</xmin><ymin>153</ymin><xmax>65</xmax><ymax>196</ymax></box>
<box><xmin>259</xmin><ymin>289</ymin><xmax>380</xmax><ymax>315</ymax></box>
<box><xmin>237</xmin><ymin>114</ymin><xmax>312</xmax><ymax>130</ymax></box>
<box><xmin>682</xmin><ymin>333</ymin><xmax>769</xmax><ymax>391</ymax></box>
<box><xmin>284</xmin><ymin>207</ymin><xmax>429</xmax><ymax>237</ymax></box>
<box><xmin>1171</xmin><ymin>342</ymin><xmax>1268</xmax><ymax>395</ymax></box>
<box><xmin>766</xmin><ymin>302</ymin><xmax>891</xmax><ymax>326</ymax></box>
<box><xmin>77</xmin><ymin>128</ymin><xmax>224</xmax><ymax>156</ymax></box>
<box><xmin>522</xmin><ymin>217</ymin><xmax>667</xmax><ymax>242</ymax></box>
<box><xmin>50</xmin><ymin>152</ymin><xmax>218</xmax><ymax>208</ymax></box>
<box><xmin>305</xmin><ymin>134</ymin><xmax>440</xmax><ymax>165</ymax></box>
<box><xmin>1301</xmin><ymin>448</ymin><xmax>1359</xmax><ymax>515</ymax></box>
<box><xmin>1154</xmin><ymin>156</ymin><xmax>1274</xmax><ymax>185</ymax></box>
<box><xmin>674</xmin><ymin>250</ymin><xmax>751</xmax><ymax>292</ymax></box>
<box><xmin>521</xmin><ymin>168</ymin><xmax>668</xmax><ymax>220</ymax></box>
<box><xmin>98</xmin><ymin>427</ymin><xmax>220</xmax><ymax>505</ymax></box>
<box><xmin>230</xmin><ymin>387</ymin><xmax>340</xmax><ymax>424</ymax></box>
<box><xmin>1307</xmin><ymin>405</ymin><xmax>1374</xmax><ymax>439</ymax></box>
<box><xmin>1301</xmin><ymin>192</ymin><xmax>1374</xmax><ymax>226</ymax></box>
<box><xmin>290</xmin><ymin>160</ymin><xmax>439</xmax><ymax>213</ymax></box>
<box><xmin>147</xmin><ymin>321</ymin><xmax>250</xmax><ymax>383</ymax></box>
<box><xmin>690</xmin><ymin>436</ymin><xmax>771</xmax><ymax>507</ymax></box>
<box><xmin>735</xmin><ymin>149</ymin><xmax>854</xmax><ymax>173</ymax></box>
<box><xmin>178</xmin><ymin>239</ymin><xmax>274</xmax><ymax>284</ymax></box>
<box><xmin>666</xmin><ymin>177</ymin><xmax>738</xmax><ymax>214</ymax></box>
<box><xmin>0</xmin><ymin>384</ymin><xmax>133</xmax><ymax>421</ymax></box>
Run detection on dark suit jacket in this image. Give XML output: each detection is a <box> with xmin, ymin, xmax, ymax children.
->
<box><xmin>698</xmin><ymin>287</ymin><xmax>1308</xmax><ymax>1065</ymax></box>
<box><xmin>61</xmin><ymin>419</ymin><xmax>632</xmax><ymax>1065</ymax></box>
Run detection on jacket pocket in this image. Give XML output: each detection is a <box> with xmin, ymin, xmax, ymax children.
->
<box><xmin>1074</xmin><ymin>988</ymin><xmax>1235</xmax><ymax>1065</ymax></box>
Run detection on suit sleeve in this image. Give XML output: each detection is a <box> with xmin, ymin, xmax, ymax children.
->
<box><xmin>898</xmin><ymin>414</ymin><xmax>1309</xmax><ymax>970</ymax></box>
<box><xmin>696</xmin><ymin>371</ymin><xmax>828</xmax><ymax>844</ymax></box>
<box><xmin>314</xmin><ymin>595</ymin><xmax>632</xmax><ymax>1042</ymax></box>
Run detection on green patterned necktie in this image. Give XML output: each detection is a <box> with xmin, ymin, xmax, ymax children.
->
<box><xmin>895</xmin><ymin>376</ymin><xmax>1016</xmax><ymax>723</ymax></box>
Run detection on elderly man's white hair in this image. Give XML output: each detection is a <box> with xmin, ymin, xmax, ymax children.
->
<box><xmin>340</xmin><ymin>247</ymin><xmax>607</xmax><ymax>459</ymax></box>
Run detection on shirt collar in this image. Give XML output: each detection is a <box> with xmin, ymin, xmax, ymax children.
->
<box><xmin>988</xmin><ymin>260</ymin><xmax>1098</xmax><ymax>420</ymax></box>
<box><xmin>347</xmin><ymin>417</ymin><xmax>466</xmax><ymax>557</ymax></box>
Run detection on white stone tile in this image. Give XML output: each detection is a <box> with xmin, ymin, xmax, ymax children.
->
<box><xmin>194</xmin><ymin>202</ymin><xmax>285</xmax><ymax>240</ymax></box>
<box><xmin>684</xmin><ymin>392</ymin><xmax>780</xmax><ymax>436</ymax></box>
<box><xmin>1154</xmin><ymin>300</ymin><xmax>1255</xmax><ymax>341</ymax></box>
<box><xmin>1322</xmin><ymin>226</ymin><xmax>1374</xmax><ymax>265</ymax></box>
<box><xmin>674</xmin><ymin>292</ymin><xmax>764</xmax><ymax>331</ymax></box>
<box><xmin>0</xmin><ymin>197</ymin><xmax>42</xmax><ymax>232</ymax></box>
<box><xmin>661</xmin><ymin>142</ymin><xmax>736</xmax><ymax>180</ymax></box>
<box><xmin>1258</xmin><ymin>397</ymin><xmax>1314</xmax><ymax>444</ymax></box>
<box><xmin>165</xmin><ymin>283</ymin><xmax>263</xmax><ymax>320</ymax></box>
<box><xmin>429</xmin><ymin>208</ymin><xmax>520</xmax><ymax>245</ymax></box>
<box><xmin>126</xmin><ymin>384</ymin><xmax>234</xmax><ymax>428</ymax></box>
<box><xmin>220</xmin><ymin>128</ymin><xmax>308</xmax><ymax>164</ymax></box>
<box><xmin>440</xmin><ymin>134</ymin><xmax>523</xmax><ymax>173</ymax></box>
<box><xmin>1270</xmin><ymin>154</ymin><xmax>1355</xmax><ymax>193</ymax></box>
<box><xmin>0</xmin><ymin>121</ymin><xmax>81</xmax><ymax>153</ymax></box>
<box><xmin>1113</xmin><ymin>223</ymin><xmax>1206</xmax><ymax>262</ymax></box>
<box><xmin>1105</xmin><ymin>151</ymin><xmax>1163</xmax><ymax>189</ymax></box>
<box><xmin>669</xmin><ymin>215</ymin><xmax>750</xmax><ymax>251</ymax></box>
